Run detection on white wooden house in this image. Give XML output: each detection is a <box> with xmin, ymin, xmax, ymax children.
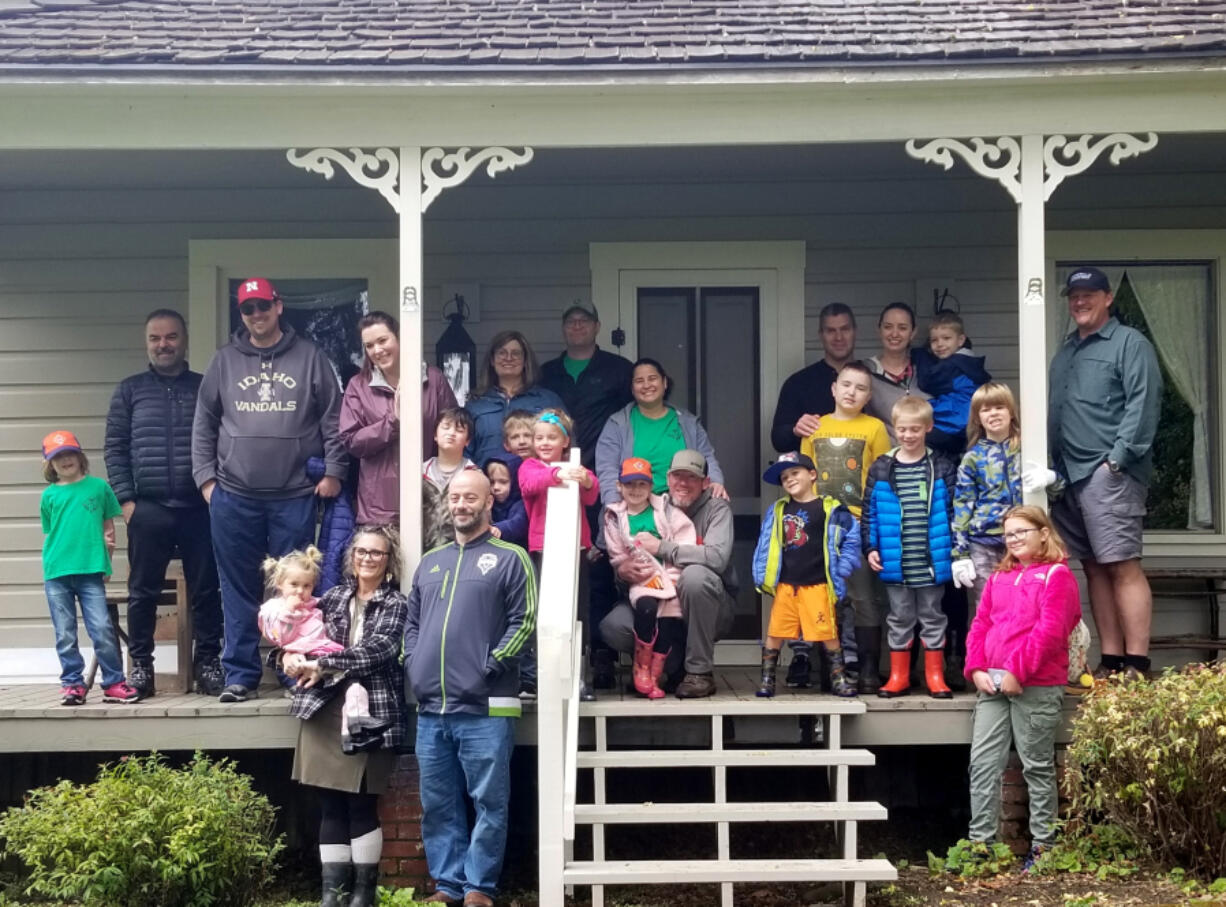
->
<box><xmin>0</xmin><ymin>2</ymin><xmax>1224</xmax><ymax>667</ymax></box>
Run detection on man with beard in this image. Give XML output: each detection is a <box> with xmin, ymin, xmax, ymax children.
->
<box><xmin>105</xmin><ymin>309</ymin><xmax>224</xmax><ymax>698</ymax></box>
<box><xmin>403</xmin><ymin>470</ymin><xmax>535</xmax><ymax>907</ymax></box>
<box><xmin>599</xmin><ymin>449</ymin><xmax>737</xmax><ymax>698</ymax></box>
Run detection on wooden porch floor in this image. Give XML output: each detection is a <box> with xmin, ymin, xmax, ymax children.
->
<box><xmin>0</xmin><ymin>669</ymin><xmax>1082</xmax><ymax>753</ymax></box>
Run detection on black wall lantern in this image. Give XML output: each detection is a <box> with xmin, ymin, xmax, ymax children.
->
<box><xmin>436</xmin><ymin>294</ymin><xmax>477</xmax><ymax>406</ymax></box>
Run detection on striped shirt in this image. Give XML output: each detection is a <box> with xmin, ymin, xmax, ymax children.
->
<box><xmin>894</xmin><ymin>459</ymin><xmax>935</xmax><ymax>586</ymax></box>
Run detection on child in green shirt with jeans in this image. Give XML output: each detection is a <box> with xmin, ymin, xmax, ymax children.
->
<box><xmin>39</xmin><ymin>430</ymin><xmax>139</xmax><ymax>705</ymax></box>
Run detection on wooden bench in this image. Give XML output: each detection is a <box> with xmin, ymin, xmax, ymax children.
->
<box><xmin>91</xmin><ymin>563</ymin><xmax>194</xmax><ymax>693</ymax></box>
<box><xmin>1146</xmin><ymin>564</ymin><xmax>1226</xmax><ymax>653</ymax></box>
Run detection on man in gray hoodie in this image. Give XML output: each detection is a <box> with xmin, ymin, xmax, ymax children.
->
<box><xmin>191</xmin><ymin>277</ymin><xmax>346</xmax><ymax>702</ymax></box>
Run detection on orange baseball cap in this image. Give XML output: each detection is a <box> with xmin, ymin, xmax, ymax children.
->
<box><xmin>42</xmin><ymin>430</ymin><xmax>83</xmax><ymax>460</ymax></box>
<box><xmin>619</xmin><ymin>457</ymin><xmax>653</xmax><ymax>483</ymax></box>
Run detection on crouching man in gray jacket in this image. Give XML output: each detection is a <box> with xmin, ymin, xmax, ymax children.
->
<box><xmin>403</xmin><ymin>470</ymin><xmax>536</xmax><ymax>907</ymax></box>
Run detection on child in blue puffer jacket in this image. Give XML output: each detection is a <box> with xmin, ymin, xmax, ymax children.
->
<box><xmin>484</xmin><ymin>451</ymin><xmax>528</xmax><ymax>548</ymax></box>
<box><xmin>862</xmin><ymin>397</ymin><xmax>958</xmax><ymax>700</ymax></box>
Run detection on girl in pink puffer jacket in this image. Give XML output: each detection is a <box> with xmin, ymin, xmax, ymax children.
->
<box><xmin>963</xmin><ymin>505</ymin><xmax>1082</xmax><ymax>863</ymax></box>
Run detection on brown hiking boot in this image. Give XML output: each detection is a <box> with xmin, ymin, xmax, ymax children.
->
<box><xmin>675</xmin><ymin>672</ymin><xmax>717</xmax><ymax>699</ymax></box>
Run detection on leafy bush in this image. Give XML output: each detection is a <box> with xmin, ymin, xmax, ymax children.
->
<box><xmin>1064</xmin><ymin>663</ymin><xmax>1226</xmax><ymax>880</ymax></box>
<box><xmin>0</xmin><ymin>752</ymin><xmax>283</xmax><ymax>907</ymax></box>
<box><xmin>928</xmin><ymin>839</ymin><xmax>1017</xmax><ymax>877</ymax></box>
<box><xmin>1031</xmin><ymin>822</ymin><xmax>1143</xmax><ymax>879</ymax></box>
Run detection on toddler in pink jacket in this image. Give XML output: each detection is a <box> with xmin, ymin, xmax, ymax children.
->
<box><xmin>602</xmin><ymin>457</ymin><xmax>696</xmax><ymax>699</ymax></box>
<box><xmin>963</xmin><ymin>505</ymin><xmax>1082</xmax><ymax>868</ymax></box>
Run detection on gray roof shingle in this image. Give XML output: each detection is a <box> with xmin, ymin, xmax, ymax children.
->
<box><xmin>0</xmin><ymin>0</ymin><xmax>1223</xmax><ymax>70</ymax></box>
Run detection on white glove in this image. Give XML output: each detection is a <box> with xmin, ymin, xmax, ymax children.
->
<box><xmin>951</xmin><ymin>558</ymin><xmax>977</xmax><ymax>589</ymax></box>
<box><xmin>1022</xmin><ymin>460</ymin><xmax>1058</xmax><ymax>494</ymax></box>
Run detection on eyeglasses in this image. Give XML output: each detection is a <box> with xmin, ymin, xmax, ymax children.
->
<box><xmin>1003</xmin><ymin>528</ymin><xmax>1040</xmax><ymax>542</ymax></box>
<box><xmin>353</xmin><ymin>547</ymin><xmax>389</xmax><ymax>561</ymax></box>
<box><xmin>238</xmin><ymin>299</ymin><xmax>275</xmax><ymax>316</ymax></box>
<box><xmin>563</xmin><ymin>317</ymin><xmax>595</xmax><ymax>328</ymax></box>
<box><xmin>495</xmin><ymin>348</ymin><xmax>525</xmax><ymax>361</ymax></box>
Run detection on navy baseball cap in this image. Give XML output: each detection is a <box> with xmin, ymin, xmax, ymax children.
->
<box><xmin>1061</xmin><ymin>267</ymin><xmax>1111</xmax><ymax>296</ymax></box>
<box><xmin>763</xmin><ymin>452</ymin><xmax>817</xmax><ymax>486</ymax></box>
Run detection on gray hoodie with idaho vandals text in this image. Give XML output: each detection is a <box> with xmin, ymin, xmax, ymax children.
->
<box><xmin>191</xmin><ymin>324</ymin><xmax>346</xmax><ymax>499</ymax></box>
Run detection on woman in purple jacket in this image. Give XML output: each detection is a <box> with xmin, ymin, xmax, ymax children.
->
<box><xmin>339</xmin><ymin>312</ymin><xmax>457</xmax><ymax>525</ymax></box>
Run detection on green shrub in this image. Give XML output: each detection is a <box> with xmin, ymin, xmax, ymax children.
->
<box><xmin>1064</xmin><ymin>662</ymin><xmax>1226</xmax><ymax>880</ymax></box>
<box><xmin>0</xmin><ymin>752</ymin><xmax>284</xmax><ymax>907</ymax></box>
<box><xmin>1031</xmin><ymin>821</ymin><xmax>1143</xmax><ymax>879</ymax></box>
<box><xmin>928</xmin><ymin>838</ymin><xmax>1017</xmax><ymax>877</ymax></box>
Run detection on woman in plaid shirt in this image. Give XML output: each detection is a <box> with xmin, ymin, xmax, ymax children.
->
<box><xmin>281</xmin><ymin>524</ymin><xmax>409</xmax><ymax>907</ymax></box>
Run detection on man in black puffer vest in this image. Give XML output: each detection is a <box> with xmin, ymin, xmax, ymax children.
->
<box><xmin>105</xmin><ymin>308</ymin><xmax>223</xmax><ymax>698</ymax></box>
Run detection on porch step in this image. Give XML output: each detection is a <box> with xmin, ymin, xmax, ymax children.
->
<box><xmin>573</xmin><ymin>800</ymin><xmax>887</xmax><ymax>824</ymax></box>
<box><xmin>563</xmin><ymin>857</ymin><xmax>897</xmax><ymax>885</ymax></box>
<box><xmin>579</xmin><ymin>698</ymin><xmax>866</xmax><ymax>718</ymax></box>
<box><xmin>577</xmin><ymin>748</ymin><xmax>875</xmax><ymax>769</ymax></box>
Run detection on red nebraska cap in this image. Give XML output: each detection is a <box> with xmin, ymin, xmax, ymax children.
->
<box><xmin>237</xmin><ymin>277</ymin><xmax>279</xmax><ymax>305</ymax></box>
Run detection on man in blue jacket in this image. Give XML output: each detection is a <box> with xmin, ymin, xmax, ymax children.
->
<box><xmin>403</xmin><ymin>469</ymin><xmax>535</xmax><ymax>907</ymax></box>
<box><xmin>105</xmin><ymin>309</ymin><xmax>223</xmax><ymax>698</ymax></box>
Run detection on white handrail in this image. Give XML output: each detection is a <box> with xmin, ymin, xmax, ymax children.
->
<box><xmin>537</xmin><ymin>448</ymin><xmax>585</xmax><ymax>907</ymax></box>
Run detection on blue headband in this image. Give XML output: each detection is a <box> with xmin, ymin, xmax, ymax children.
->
<box><xmin>537</xmin><ymin>412</ymin><xmax>569</xmax><ymax>438</ymax></box>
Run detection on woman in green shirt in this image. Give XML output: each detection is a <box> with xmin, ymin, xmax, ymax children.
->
<box><xmin>595</xmin><ymin>358</ymin><xmax>728</xmax><ymax>506</ymax></box>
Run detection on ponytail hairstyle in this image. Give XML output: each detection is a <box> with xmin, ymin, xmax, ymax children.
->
<box><xmin>261</xmin><ymin>545</ymin><xmax>324</xmax><ymax>595</ymax></box>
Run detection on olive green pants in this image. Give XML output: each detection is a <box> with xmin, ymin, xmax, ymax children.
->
<box><xmin>968</xmin><ymin>684</ymin><xmax>1064</xmax><ymax>846</ymax></box>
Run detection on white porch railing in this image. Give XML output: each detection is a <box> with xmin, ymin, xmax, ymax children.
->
<box><xmin>536</xmin><ymin>448</ymin><xmax>585</xmax><ymax>907</ymax></box>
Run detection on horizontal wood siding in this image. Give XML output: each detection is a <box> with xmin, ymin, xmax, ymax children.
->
<box><xmin>1</xmin><ymin>142</ymin><xmax>1224</xmax><ymax>655</ymax></box>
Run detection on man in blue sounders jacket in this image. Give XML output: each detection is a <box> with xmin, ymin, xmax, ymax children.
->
<box><xmin>403</xmin><ymin>469</ymin><xmax>536</xmax><ymax>907</ymax></box>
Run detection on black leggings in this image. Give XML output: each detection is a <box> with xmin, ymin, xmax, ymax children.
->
<box><xmin>632</xmin><ymin>601</ymin><xmax>686</xmax><ymax>656</ymax></box>
<box><xmin>318</xmin><ymin>788</ymin><xmax>380</xmax><ymax>846</ymax></box>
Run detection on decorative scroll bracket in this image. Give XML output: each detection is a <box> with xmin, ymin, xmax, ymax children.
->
<box><xmin>1043</xmin><ymin>133</ymin><xmax>1158</xmax><ymax>201</ymax></box>
<box><xmin>904</xmin><ymin>133</ymin><xmax>1159</xmax><ymax>205</ymax></box>
<box><xmin>286</xmin><ymin>146</ymin><xmax>402</xmax><ymax>213</ymax></box>
<box><xmin>904</xmin><ymin>136</ymin><xmax>1023</xmax><ymax>204</ymax></box>
<box><xmin>285</xmin><ymin>145</ymin><xmax>535</xmax><ymax>214</ymax></box>
<box><xmin>420</xmin><ymin>146</ymin><xmax>534</xmax><ymax>213</ymax></box>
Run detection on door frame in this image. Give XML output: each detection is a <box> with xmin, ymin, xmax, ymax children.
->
<box><xmin>589</xmin><ymin>241</ymin><xmax>806</xmax><ymax>657</ymax></box>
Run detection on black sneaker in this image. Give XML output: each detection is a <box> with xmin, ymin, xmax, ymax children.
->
<box><xmin>129</xmin><ymin>660</ymin><xmax>156</xmax><ymax>700</ymax></box>
<box><xmin>784</xmin><ymin>653</ymin><xmax>812</xmax><ymax>689</ymax></box>
<box><xmin>194</xmin><ymin>656</ymin><xmax>224</xmax><ymax>696</ymax></box>
<box><xmin>218</xmin><ymin>684</ymin><xmax>257</xmax><ymax>703</ymax></box>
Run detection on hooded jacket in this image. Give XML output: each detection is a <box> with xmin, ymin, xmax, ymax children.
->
<box><xmin>913</xmin><ymin>345</ymin><xmax>991</xmax><ymax>452</ymax></box>
<box><xmin>403</xmin><ymin>531</ymin><xmax>536</xmax><ymax>718</ymax></box>
<box><xmin>752</xmin><ymin>495</ymin><xmax>861</xmax><ymax>600</ymax></box>
<box><xmin>964</xmin><ymin>560</ymin><xmax>1081</xmax><ymax>688</ymax></box>
<box><xmin>192</xmin><ymin>324</ymin><xmax>345</xmax><ymax>498</ymax></box>
<box><xmin>603</xmin><ymin>494</ymin><xmax>696</xmax><ymax>613</ymax></box>
<box><xmin>862</xmin><ymin>447</ymin><xmax>957</xmax><ymax>585</ymax></box>
<box><xmin>655</xmin><ymin>488</ymin><xmax>739</xmax><ymax>596</ymax></box>
<box><xmin>595</xmin><ymin>402</ymin><xmax>725</xmax><ymax>507</ymax></box>
<box><xmin>518</xmin><ymin>456</ymin><xmax>599</xmax><ymax>552</ymax></box>
<box><xmin>483</xmin><ymin>451</ymin><xmax>528</xmax><ymax>548</ymax></box>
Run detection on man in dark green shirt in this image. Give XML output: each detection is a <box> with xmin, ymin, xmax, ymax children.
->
<box><xmin>1048</xmin><ymin>266</ymin><xmax>1163</xmax><ymax>679</ymax></box>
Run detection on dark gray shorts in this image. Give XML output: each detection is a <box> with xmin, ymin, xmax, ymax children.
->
<box><xmin>1051</xmin><ymin>465</ymin><xmax>1147</xmax><ymax>564</ymax></box>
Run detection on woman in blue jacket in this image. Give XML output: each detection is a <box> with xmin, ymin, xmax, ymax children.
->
<box><xmin>465</xmin><ymin>330</ymin><xmax>566</xmax><ymax>466</ymax></box>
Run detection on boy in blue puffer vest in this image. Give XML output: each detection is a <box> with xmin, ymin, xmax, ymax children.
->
<box><xmin>752</xmin><ymin>452</ymin><xmax>861</xmax><ymax>698</ymax></box>
<box><xmin>862</xmin><ymin>396</ymin><xmax>958</xmax><ymax>699</ymax></box>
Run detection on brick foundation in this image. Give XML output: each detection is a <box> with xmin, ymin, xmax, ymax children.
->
<box><xmin>377</xmin><ymin>756</ymin><xmax>429</xmax><ymax>889</ymax></box>
<box><xmin>998</xmin><ymin>748</ymin><xmax>1071</xmax><ymax>854</ymax></box>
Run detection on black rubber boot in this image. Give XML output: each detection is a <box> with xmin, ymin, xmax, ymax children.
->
<box><xmin>349</xmin><ymin>863</ymin><xmax>378</xmax><ymax>907</ymax></box>
<box><xmin>855</xmin><ymin>626</ymin><xmax>882</xmax><ymax>695</ymax></box>
<box><xmin>321</xmin><ymin>862</ymin><xmax>352</xmax><ymax>907</ymax></box>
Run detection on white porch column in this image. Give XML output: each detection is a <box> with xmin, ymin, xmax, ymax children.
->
<box><xmin>1017</xmin><ymin>134</ymin><xmax>1047</xmax><ymax>507</ymax></box>
<box><xmin>398</xmin><ymin>146</ymin><xmax>425</xmax><ymax>581</ymax></box>
<box><xmin>905</xmin><ymin>133</ymin><xmax>1158</xmax><ymax>507</ymax></box>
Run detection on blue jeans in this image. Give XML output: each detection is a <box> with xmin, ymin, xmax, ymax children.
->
<box><xmin>209</xmin><ymin>486</ymin><xmax>315</xmax><ymax>689</ymax></box>
<box><xmin>415</xmin><ymin>712</ymin><xmax>515</xmax><ymax>900</ymax></box>
<box><xmin>45</xmin><ymin>573</ymin><xmax>123</xmax><ymax>687</ymax></box>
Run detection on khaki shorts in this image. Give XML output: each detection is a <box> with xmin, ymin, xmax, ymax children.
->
<box><xmin>768</xmin><ymin>583</ymin><xmax>837</xmax><ymax>644</ymax></box>
<box><xmin>1051</xmin><ymin>465</ymin><xmax>1147</xmax><ymax>564</ymax></box>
